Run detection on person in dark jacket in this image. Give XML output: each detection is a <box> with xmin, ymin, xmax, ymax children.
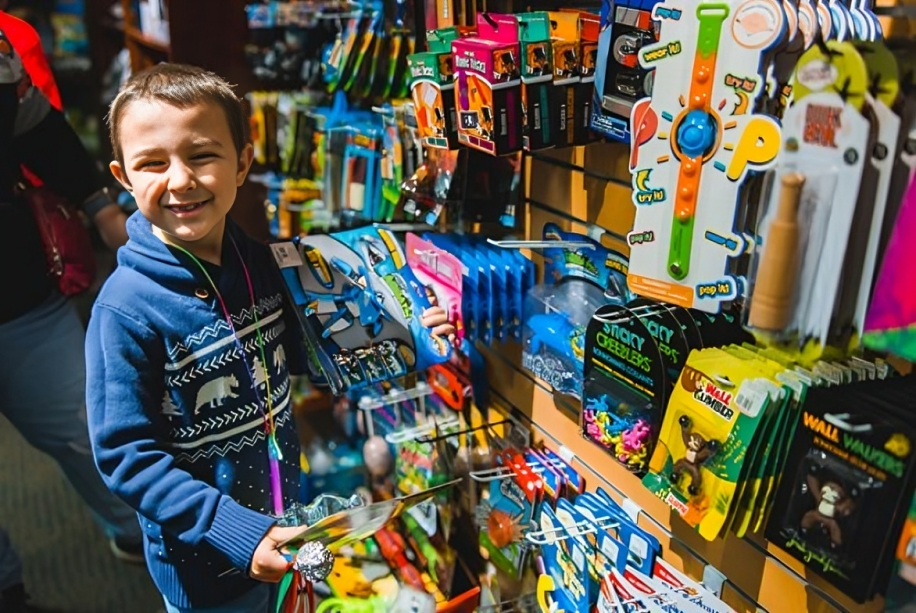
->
<box><xmin>0</xmin><ymin>8</ymin><xmax>144</xmax><ymax>613</ymax></box>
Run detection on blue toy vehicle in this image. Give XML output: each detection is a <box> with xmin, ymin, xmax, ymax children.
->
<box><xmin>522</xmin><ymin>313</ymin><xmax>586</xmax><ymax>396</ymax></box>
<box><xmin>525</xmin><ymin>313</ymin><xmax>585</xmax><ymax>363</ymax></box>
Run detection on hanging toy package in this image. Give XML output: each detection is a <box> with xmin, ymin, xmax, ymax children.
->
<box><xmin>642</xmin><ymin>349</ymin><xmax>770</xmax><ymax>541</ymax></box>
<box><xmin>271</xmin><ymin>227</ymin><xmax>454</xmax><ymax>394</ymax></box>
<box><xmin>767</xmin><ymin>378</ymin><xmax>916</xmax><ymax>603</ymax></box>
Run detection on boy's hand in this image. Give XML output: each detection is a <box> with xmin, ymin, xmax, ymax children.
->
<box><xmin>250</xmin><ymin>525</ymin><xmax>303</xmax><ymax>583</ymax></box>
<box><xmin>421</xmin><ymin>307</ymin><xmax>456</xmax><ymax>344</ymax></box>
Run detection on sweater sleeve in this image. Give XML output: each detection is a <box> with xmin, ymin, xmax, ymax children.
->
<box><xmin>85</xmin><ymin>304</ymin><xmax>277</xmax><ymax>571</ymax></box>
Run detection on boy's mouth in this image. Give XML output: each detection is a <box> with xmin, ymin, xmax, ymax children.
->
<box><xmin>165</xmin><ymin>199</ymin><xmax>211</xmax><ymax>214</ymax></box>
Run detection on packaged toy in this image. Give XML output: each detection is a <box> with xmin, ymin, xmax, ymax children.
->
<box><xmin>547</xmin><ymin>11</ymin><xmax>582</xmax><ymax>148</ymax></box>
<box><xmin>746</xmin><ymin>41</ymin><xmax>872</xmax><ymax>347</ymax></box>
<box><xmin>408</xmin><ymin>27</ymin><xmax>462</xmax><ymax>149</ymax></box>
<box><xmin>567</xmin><ymin>9</ymin><xmax>601</xmax><ymax>145</ymax></box>
<box><xmin>625</xmin><ymin>0</ymin><xmax>784</xmax><ymax>313</ymax></box>
<box><xmin>272</xmin><ymin>228</ymin><xmax>453</xmax><ymax>393</ymax></box>
<box><xmin>522</xmin><ymin>224</ymin><xmax>632</xmax><ymax>398</ymax></box>
<box><xmin>767</xmin><ymin>377</ymin><xmax>916</xmax><ymax>602</ymax></box>
<box><xmin>642</xmin><ymin>349</ymin><xmax>771</xmax><ymax>541</ymax></box>
<box><xmin>405</xmin><ymin>233</ymin><xmax>465</xmax><ymax>341</ymax></box>
<box><xmin>591</xmin><ymin>0</ymin><xmax>661</xmax><ymax>142</ymax></box>
<box><xmin>582</xmin><ymin>304</ymin><xmax>668</xmax><ymax>474</ymax></box>
<box><xmin>518</xmin><ymin>12</ymin><xmax>555</xmax><ymax>151</ymax></box>
<box><xmin>452</xmin><ymin>13</ymin><xmax>522</xmax><ymax>155</ymax></box>
<box><xmin>478</xmin><ymin>452</ymin><xmax>542</xmax><ymax>578</ymax></box>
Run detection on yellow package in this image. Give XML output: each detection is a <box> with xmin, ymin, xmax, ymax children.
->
<box><xmin>642</xmin><ymin>349</ymin><xmax>770</xmax><ymax>541</ymax></box>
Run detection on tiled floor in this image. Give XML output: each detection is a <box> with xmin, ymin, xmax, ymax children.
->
<box><xmin>0</xmin><ymin>415</ymin><xmax>163</xmax><ymax>613</ymax></box>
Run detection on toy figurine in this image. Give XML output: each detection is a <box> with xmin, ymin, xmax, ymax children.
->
<box><xmin>487</xmin><ymin>508</ymin><xmax>525</xmax><ymax>549</ymax></box>
<box><xmin>669</xmin><ymin>416</ymin><xmax>719</xmax><ymax>496</ymax></box>
<box><xmin>594</xmin><ymin>409</ymin><xmax>631</xmax><ymax>434</ymax></box>
<box><xmin>334</xmin><ymin>349</ymin><xmax>366</xmax><ymax>385</ymax></box>
<box><xmin>799</xmin><ymin>468</ymin><xmax>857</xmax><ymax>549</ymax></box>
<box><xmin>622</xmin><ymin>419</ymin><xmax>651</xmax><ymax>452</ymax></box>
<box><xmin>616</xmin><ymin>419</ymin><xmax>651</xmax><ymax>470</ymax></box>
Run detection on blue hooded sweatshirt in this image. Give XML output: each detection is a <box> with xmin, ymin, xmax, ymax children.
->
<box><xmin>85</xmin><ymin>212</ymin><xmax>303</xmax><ymax>608</ymax></box>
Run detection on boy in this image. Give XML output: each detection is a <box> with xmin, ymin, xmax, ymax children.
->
<box><xmin>86</xmin><ymin>63</ymin><xmax>453</xmax><ymax>613</ymax></box>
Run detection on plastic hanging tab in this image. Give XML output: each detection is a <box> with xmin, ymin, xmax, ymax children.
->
<box><xmin>357</xmin><ymin>381</ymin><xmax>432</xmax><ymax>412</ymax></box>
<box><xmin>486</xmin><ymin>238</ymin><xmax>596</xmax><ymax>250</ymax></box>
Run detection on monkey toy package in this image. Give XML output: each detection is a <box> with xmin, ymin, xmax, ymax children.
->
<box><xmin>642</xmin><ymin>349</ymin><xmax>771</xmax><ymax>541</ymax></box>
<box><xmin>766</xmin><ymin>383</ymin><xmax>916</xmax><ymax>603</ymax></box>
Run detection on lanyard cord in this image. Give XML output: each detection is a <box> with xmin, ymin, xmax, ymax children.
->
<box><xmin>169</xmin><ymin>235</ymin><xmax>281</xmax><ymax>451</ymax></box>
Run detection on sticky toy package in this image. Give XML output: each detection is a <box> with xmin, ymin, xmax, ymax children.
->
<box><xmin>272</xmin><ymin>228</ymin><xmax>453</xmax><ymax>393</ymax></box>
<box><xmin>452</xmin><ymin>13</ymin><xmax>522</xmax><ymax>155</ymax></box>
<box><xmin>767</xmin><ymin>378</ymin><xmax>916</xmax><ymax>602</ymax></box>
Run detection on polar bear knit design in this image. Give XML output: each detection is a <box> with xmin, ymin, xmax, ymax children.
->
<box><xmin>194</xmin><ymin>374</ymin><xmax>241</xmax><ymax>414</ymax></box>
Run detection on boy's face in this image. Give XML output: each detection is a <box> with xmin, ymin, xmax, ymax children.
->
<box><xmin>110</xmin><ymin>99</ymin><xmax>253</xmax><ymax>251</ymax></box>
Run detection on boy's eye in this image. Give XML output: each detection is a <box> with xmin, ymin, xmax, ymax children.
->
<box><xmin>193</xmin><ymin>153</ymin><xmax>216</xmax><ymax>161</ymax></box>
<box><xmin>139</xmin><ymin>160</ymin><xmax>164</xmax><ymax>169</ymax></box>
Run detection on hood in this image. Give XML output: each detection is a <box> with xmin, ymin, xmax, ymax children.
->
<box><xmin>118</xmin><ymin>211</ymin><xmax>253</xmax><ymax>292</ymax></box>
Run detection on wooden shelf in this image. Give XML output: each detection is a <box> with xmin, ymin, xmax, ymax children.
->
<box><xmin>125</xmin><ymin>25</ymin><xmax>170</xmax><ymax>55</ymax></box>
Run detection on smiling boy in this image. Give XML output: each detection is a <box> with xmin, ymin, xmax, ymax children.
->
<box><xmin>85</xmin><ymin>64</ymin><xmax>452</xmax><ymax>613</ymax></box>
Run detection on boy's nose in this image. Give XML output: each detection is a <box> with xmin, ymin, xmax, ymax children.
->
<box><xmin>167</xmin><ymin>164</ymin><xmax>197</xmax><ymax>192</ymax></box>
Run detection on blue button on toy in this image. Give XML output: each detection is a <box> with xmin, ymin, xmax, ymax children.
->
<box><xmin>677</xmin><ymin>110</ymin><xmax>716</xmax><ymax>158</ymax></box>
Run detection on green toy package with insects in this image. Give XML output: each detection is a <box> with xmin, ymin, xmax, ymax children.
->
<box><xmin>642</xmin><ymin>349</ymin><xmax>770</xmax><ymax>541</ymax></box>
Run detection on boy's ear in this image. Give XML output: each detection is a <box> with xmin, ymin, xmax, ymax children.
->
<box><xmin>109</xmin><ymin>161</ymin><xmax>132</xmax><ymax>191</ymax></box>
<box><xmin>236</xmin><ymin>143</ymin><xmax>255</xmax><ymax>187</ymax></box>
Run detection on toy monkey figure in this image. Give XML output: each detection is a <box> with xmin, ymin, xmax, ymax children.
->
<box><xmin>800</xmin><ymin>469</ymin><xmax>856</xmax><ymax>548</ymax></box>
<box><xmin>669</xmin><ymin>416</ymin><xmax>719</xmax><ymax>496</ymax></box>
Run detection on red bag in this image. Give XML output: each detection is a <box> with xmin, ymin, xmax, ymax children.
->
<box><xmin>24</xmin><ymin>187</ymin><xmax>96</xmax><ymax>296</ymax></box>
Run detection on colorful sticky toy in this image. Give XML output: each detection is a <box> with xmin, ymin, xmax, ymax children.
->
<box><xmin>626</xmin><ymin>0</ymin><xmax>784</xmax><ymax>313</ymax></box>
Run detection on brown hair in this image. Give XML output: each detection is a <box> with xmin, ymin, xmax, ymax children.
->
<box><xmin>107</xmin><ymin>63</ymin><xmax>250</xmax><ymax>168</ymax></box>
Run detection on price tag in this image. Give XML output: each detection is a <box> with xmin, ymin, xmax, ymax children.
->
<box><xmin>270</xmin><ymin>242</ymin><xmax>303</xmax><ymax>268</ymax></box>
